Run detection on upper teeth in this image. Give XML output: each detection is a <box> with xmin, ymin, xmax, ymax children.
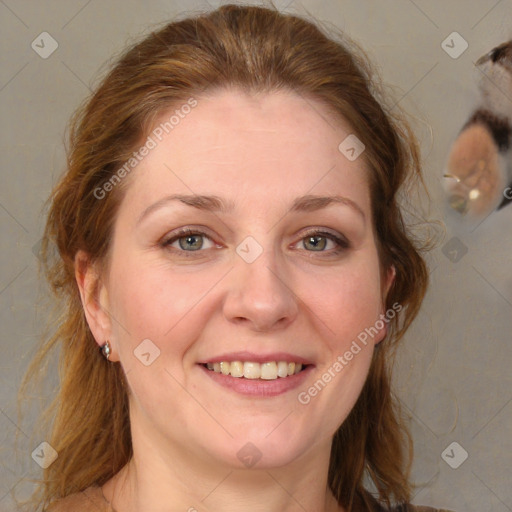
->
<box><xmin>205</xmin><ymin>361</ymin><xmax>303</xmax><ymax>379</ymax></box>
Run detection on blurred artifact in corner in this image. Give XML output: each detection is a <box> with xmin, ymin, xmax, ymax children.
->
<box><xmin>443</xmin><ymin>40</ymin><xmax>512</xmax><ymax>218</ymax></box>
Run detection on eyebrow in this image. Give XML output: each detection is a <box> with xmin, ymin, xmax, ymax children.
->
<box><xmin>137</xmin><ymin>193</ymin><xmax>365</xmax><ymax>224</ymax></box>
<box><xmin>290</xmin><ymin>194</ymin><xmax>365</xmax><ymax>221</ymax></box>
<box><xmin>137</xmin><ymin>194</ymin><xmax>233</xmax><ymax>225</ymax></box>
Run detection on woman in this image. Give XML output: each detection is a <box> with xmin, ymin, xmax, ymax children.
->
<box><xmin>19</xmin><ymin>4</ymin><xmax>451</xmax><ymax>511</ymax></box>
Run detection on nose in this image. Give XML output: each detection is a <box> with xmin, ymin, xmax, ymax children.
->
<box><xmin>222</xmin><ymin>247</ymin><xmax>299</xmax><ymax>332</ymax></box>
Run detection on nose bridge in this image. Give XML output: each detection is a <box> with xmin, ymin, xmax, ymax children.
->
<box><xmin>223</xmin><ymin>235</ymin><xmax>298</xmax><ymax>330</ymax></box>
<box><xmin>239</xmin><ymin>242</ymin><xmax>283</xmax><ymax>294</ymax></box>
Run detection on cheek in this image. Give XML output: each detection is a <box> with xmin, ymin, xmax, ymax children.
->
<box><xmin>302</xmin><ymin>256</ymin><xmax>384</xmax><ymax>345</ymax></box>
<box><xmin>107</xmin><ymin>256</ymin><xmax>217</xmax><ymax>360</ymax></box>
<box><xmin>298</xmin><ymin>259</ymin><xmax>382</xmax><ymax>429</ymax></box>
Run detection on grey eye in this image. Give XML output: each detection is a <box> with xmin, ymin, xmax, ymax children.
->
<box><xmin>178</xmin><ymin>234</ymin><xmax>204</xmax><ymax>251</ymax></box>
<box><xmin>303</xmin><ymin>235</ymin><xmax>328</xmax><ymax>251</ymax></box>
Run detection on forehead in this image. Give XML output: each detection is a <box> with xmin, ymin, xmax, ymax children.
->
<box><xmin>119</xmin><ymin>87</ymin><xmax>371</xmax><ymax>217</ymax></box>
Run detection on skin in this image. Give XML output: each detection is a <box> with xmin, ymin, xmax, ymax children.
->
<box><xmin>76</xmin><ymin>88</ymin><xmax>394</xmax><ymax>512</ymax></box>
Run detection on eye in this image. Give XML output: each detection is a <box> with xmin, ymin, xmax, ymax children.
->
<box><xmin>162</xmin><ymin>229</ymin><xmax>216</xmax><ymax>252</ymax></box>
<box><xmin>299</xmin><ymin>230</ymin><xmax>350</xmax><ymax>254</ymax></box>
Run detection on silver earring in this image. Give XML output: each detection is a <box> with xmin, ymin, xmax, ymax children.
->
<box><xmin>101</xmin><ymin>340</ymin><xmax>111</xmax><ymax>361</ymax></box>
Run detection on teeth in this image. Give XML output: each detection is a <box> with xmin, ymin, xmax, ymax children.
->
<box><xmin>220</xmin><ymin>361</ymin><xmax>230</xmax><ymax>376</ymax></box>
<box><xmin>230</xmin><ymin>361</ymin><xmax>244</xmax><ymax>378</ymax></box>
<box><xmin>244</xmin><ymin>362</ymin><xmax>261</xmax><ymax>379</ymax></box>
<box><xmin>204</xmin><ymin>361</ymin><xmax>304</xmax><ymax>379</ymax></box>
<box><xmin>277</xmin><ymin>361</ymin><xmax>288</xmax><ymax>378</ymax></box>
<box><xmin>261</xmin><ymin>362</ymin><xmax>277</xmax><ymax>380</ymax></box>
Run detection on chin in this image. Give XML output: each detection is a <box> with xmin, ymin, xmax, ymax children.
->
<box><xmin>199</xmin><ymin>422</ymin><xmax>323</xmax><ymax>470</ymax></box>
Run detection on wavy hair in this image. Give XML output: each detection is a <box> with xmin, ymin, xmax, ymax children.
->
<box><xmin>17</xmin><ymin>3</ymin><xmax>429</xmax><ymax>511</ymax></box>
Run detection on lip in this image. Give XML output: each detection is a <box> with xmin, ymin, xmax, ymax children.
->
<box><xmin>198</xmin><ymin>363</ymin><xmax>314</xmax><ymax>397</ymax></box>
<box><xmin>197</xmin><ymin>351</ymin><xmax>314</xmax><ymax>365</ymax></box>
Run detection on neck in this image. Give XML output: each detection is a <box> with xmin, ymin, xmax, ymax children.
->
<box><xmin>102</xmin><ymin>414</ymin><xmax>344</xmax><ymax>512</ymax></box>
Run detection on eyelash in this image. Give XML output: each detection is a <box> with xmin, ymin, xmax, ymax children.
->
<box><xmin>161</xmin><ymin>227</ymin><xmax>350</xmax><ymax>258</ymax></box>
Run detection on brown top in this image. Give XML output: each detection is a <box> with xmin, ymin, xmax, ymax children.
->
<box><xmin>45</xmin><ymin>485</ymin><xmax>454</xmax><ymax>512</ymax></box>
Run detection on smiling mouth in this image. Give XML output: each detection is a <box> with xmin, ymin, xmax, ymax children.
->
<box><xmin>201</xmin><ymin>361</ymin><xmax>308</xmax><ymax>380</ymax></box>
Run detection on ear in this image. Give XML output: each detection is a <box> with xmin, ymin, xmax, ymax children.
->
<box><xmin>374</xmin><ymin>264</ymin><xmax>396</xmax><ymax>345</ymax></box>
<box><xmin>75</xmin><ymin>250</ymin><xmax>117</xmax><ymax>361</ymax></box>
<box><xmin>382</xmin><ymin>264</ymin><xmax>396</xmax><ymax>299</ymax></box>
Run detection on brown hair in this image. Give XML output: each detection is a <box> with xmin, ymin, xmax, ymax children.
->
<box><xmin>17</xmin><ymin>3</ymin><xmax>428</xmax><ymax>511</ymax></box>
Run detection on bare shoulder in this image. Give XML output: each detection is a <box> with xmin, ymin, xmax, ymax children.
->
<box><xmin>45</xmin><ymin>485</ymin><xmax>110</xmax><ymax>512</ymax></box>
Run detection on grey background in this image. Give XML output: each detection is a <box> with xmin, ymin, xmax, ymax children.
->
<box><xmin>1</xmin><ymin>0</ymin><xmax>511</xmax><ymax>510</ymax></box>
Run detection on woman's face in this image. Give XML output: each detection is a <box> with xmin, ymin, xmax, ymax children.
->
<box><xmin>84</xmin><ymin>88</ymin><xmax>393</xmax><ymax>470</ymax></box>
